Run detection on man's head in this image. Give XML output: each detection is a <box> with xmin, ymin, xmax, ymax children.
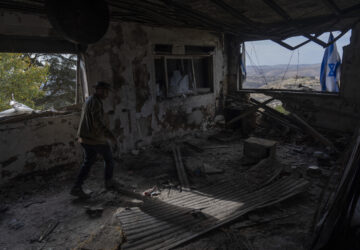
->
<box><xmin>94</xmin><ymin>81</ymin><xmax>111</xmax><ymax>99</ymax></box>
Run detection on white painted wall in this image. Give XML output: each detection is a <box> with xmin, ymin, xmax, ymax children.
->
<box><xmin>0</xmin><ymin>114</ymin><xmax>82</xmax><ymax>185</ymax></box>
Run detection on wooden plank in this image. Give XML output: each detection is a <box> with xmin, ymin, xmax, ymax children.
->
<box><xmin>209</xmin><ymin>0</ymin><xmax>256</xmax><ymax>26</ymax></box>
<box><xmin>227</xmin><ymin>98</ymin><xmax>275</xmax><ymax>126</ymax></box>
<box><xmin>249</xmin><ymin>98</ymin><xmax>300</xmax><ymax>131</ymax></box>
<box><xmin>248</xmin><ymin>97</ymin><xmax>335</xmax><ymax>149</ymax></box>
<box><xmin>290</xmin><ymin>113</ymin><xmax>335</xmax><ymax>149</ymax></box>
<box><xmin>322</xmin><ymin>0</ymin><xmax>342</xmax><ymax>15</ymax></box>
<box><xmin>172</xmin><ymin>145</ymin><xmax>190</xmax><ymax>190</ymax></box>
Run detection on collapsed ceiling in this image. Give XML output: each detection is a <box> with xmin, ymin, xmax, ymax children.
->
<box><xmin>0</xmin><ymin>0</ymin><xmax>360</xmax><ymax>43</ymax></box>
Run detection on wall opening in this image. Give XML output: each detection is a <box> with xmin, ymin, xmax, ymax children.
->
<box><xmin>0</xmin><ymin>53</ymin><xmax>78</xmax><ymax>113</ymax></box>
<box><xmin>154</xmin><ymin>44</ymin><xmax>214</xmax><ymax>99</ymax></box>
<box><xmin>242</xmin><ymin>30</ymin><xmax>352</xmax><ymax>93</ymax></box>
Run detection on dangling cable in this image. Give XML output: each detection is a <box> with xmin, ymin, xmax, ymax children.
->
<box><xmin>295</xmin><ymin>49</ymin><xmax>300</xmax><ymax>85</ymax></box>
<box><xmin>245</xmin><ymin>43</ymin><xmax>268</xmax><ymax>85</ymax></box>
<box><xmin>281</xmin><ymin>50</ymin><xmax>295</xmax><ymax>81</ymax></box>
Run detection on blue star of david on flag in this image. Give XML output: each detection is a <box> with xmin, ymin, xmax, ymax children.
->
<box><xmin>328</xmin><ymin>63</ymin><xmax>336</xmax><ymax>77</ymax></box>
<box><xmin>320</xmin><ymin>33</ymin><xmax>341</xmax><ymax>92</ymax></box>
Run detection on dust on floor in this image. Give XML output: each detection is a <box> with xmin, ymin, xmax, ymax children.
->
<box><xmin>0</xmin><ymin>129</ymin><xmax>341</xmax><ymax>250</ymax></box>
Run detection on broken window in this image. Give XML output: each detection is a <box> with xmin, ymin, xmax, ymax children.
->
<box><xmin>154</xmin><ymin>44</ymin><xmax>214</xmax><ymax>98</ymax></box>
<box><xmin>242</xmin><ymin>30</ymin><xmax>351</xmax><ymax>93</ymax></box>
<box><xmin>0</xmin><ymin>53</ymin><xmax>78</xmax><ymax>115</ymax></box>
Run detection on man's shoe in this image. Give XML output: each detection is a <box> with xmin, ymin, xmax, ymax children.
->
<box><xmin>70</xmin><ymin>186</ymin><xmax>91</xmax><ymax>199</ymax></box>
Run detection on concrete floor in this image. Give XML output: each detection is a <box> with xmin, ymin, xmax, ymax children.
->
<box><xmin>0</xmin><ymin>129</ymin><xmax>340</xmax><ymax>249</ymax></box>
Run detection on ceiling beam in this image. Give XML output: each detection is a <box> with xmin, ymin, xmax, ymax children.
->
<box><xmin>322</xmin><ymin>0</ymin><xmax>342</xmax><ymax>16</ymax></box>
<box><xmin>108</xmin><ymin>1</ymin><xmax>186</xmax><ymax>27</ymax></box>
<box><xmin>209</xmin><ymin>0</ymin><xmax>256</xmax><ymax>26</ymax></box>
<box><xmin>1</xmin><ymin>0</ymin><xmax>359</xmax><ymax>43</ymax></box>
<box><xmin>158</xmin><ymin>0</ymin><xmax>242</xmax><ymax>36</ymax></box>
<box><xmin>0</xmin><ymin>1</ymin><xmax>44</xmax><ymax>14</ymax></box>
<box><xmin>260</xmin><ymin>0</ymin><xmax>357</xmax><ymax>48</ymax></box>
<box><xmin>262</xmin><ymin>0</ymin><xmax>292</xmax><ymax>21</ymax></box>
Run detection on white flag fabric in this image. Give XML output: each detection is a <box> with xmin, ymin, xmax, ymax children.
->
<box><xmin>320</xmin><ymin>33</ymin><xmax>341</xmax><ymax>92</ymax></box>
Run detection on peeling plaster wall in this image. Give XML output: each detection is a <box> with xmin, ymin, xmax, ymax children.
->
<box><xmin>85</xmin><ymin>22</ymin><xmax>226</xmax><ymax>153</ymax></box>
<box><xmin>0</xmin><ymin>114</ymin><xmax>81</xmax><ymax>185</ymax></box>
<box><xmin>0</xmin><ymin>15</ymin><xmax>228</xmax><ymax>182</ymax></box>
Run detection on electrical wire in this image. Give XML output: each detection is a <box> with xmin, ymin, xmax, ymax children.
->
<box><xmin>250</xmin><ymin>42</ymin><xmax>268</xmax><ymax>84</ymax></box>
<box><xmin>295</xmin><ymin>49</ymin><xmax>300</xmax><ymax>85</ymax></box>
<box><xmin>281</xmin><ymin>50</ymin><xmax>295</xmax><ymax>81</ymax></box>
<box><xmin>245</xmin><ymin>43</ymin><xmax>268</xmax><ymax>85</ymax></box>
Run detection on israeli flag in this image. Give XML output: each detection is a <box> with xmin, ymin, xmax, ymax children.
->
<box><xmin>320</xmin><ymin>33</ymin><xmax>341</xmax><ymax>92</ymax></box>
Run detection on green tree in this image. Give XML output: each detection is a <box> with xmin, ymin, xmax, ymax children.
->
<box><xmin>33</xmin><ymin>54</ymin><xmax>77</xmax><ymax>109</ymax></box>
<box><xmin>0</xmin><ymin>53</ymin><xmax>49</xmax><ymax>112</ymax></box>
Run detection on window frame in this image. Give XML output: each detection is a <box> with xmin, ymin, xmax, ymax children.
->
<box><xmin>154</xmin><ymin>53</ymin><xmax>214</xmax><ymax>98</ymax></box>
<box><xmin>0</xmin><ymin>51</ymin><xmax>82</xmax><ymax>124</ymax></box>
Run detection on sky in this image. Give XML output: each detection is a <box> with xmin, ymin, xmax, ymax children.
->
<box><xmin>245</xmin><ymin>30</ymin><xmax>352</xmax><ymax>66</ymax></box>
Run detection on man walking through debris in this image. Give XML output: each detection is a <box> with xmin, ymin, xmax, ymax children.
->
<box><xmin>71</xmin><ymin>81</ymin><xmax>118</xmax><ymax>198</ymax></box>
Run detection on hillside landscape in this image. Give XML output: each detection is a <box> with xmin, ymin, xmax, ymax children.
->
<box><xmin>243</xmin><ymin>64</ymin><xmax>321</xmax><ymax>90</ymax></box>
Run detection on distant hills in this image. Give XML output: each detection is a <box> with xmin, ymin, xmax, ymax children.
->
<box><xmin>243</xmin><ymin>64</ymin><xmax>321</xmax><ymax>88</ymax></box>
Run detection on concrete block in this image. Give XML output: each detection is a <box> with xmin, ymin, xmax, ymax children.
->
<box><xmin>243</xmin><ymin>137</ymin><xmax>277</xmax><ymax>159</ymax></box>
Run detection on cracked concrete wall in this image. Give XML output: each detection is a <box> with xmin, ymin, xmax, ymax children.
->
<box><xmin>85</xmin><ymin>22</ymin><xmax>226</xmax><ymax>154</ymax></box>
<box><xmin>0</xmin><ymin>13</ymin><xmax>227</xmax><ymax>183</ymax></box>
<box><xmin>0</xmin><ymin>114</ymin><xmax>82</xmax><ymax>185</ymax></box>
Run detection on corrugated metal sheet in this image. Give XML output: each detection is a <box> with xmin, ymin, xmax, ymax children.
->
<box><xmin>117</xmin><ymin>177</ymin><xmax>309</xmax><ymax>250</ymax></box>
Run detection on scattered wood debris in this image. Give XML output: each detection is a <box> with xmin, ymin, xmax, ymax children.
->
<box><xmin>227</xmin><ymin>98</ymin><xmax>275</xmax><ymax>126</ymax></box>
<box><xmin>248</xmin><ymin>97</ymin><xmax>335</xmax><ymax>150</ymax></box>
<box><xmin>172</xmin><ymin>144</ymin><xmax>190</xmax><ymax>191</ymax></box>
<box><xmin>38</xmin><ymin>220</ymin><xmax>59</xmax><ymax>243</ymax></box>
<box><xmin>24</xmin><ymin>200</ymin><xmax>45</xmax><ymax>208</ymax></box>
<box><xmin>289</xmin><ymin>113</ymin><xmax>335</xmax><ymax>149</ymax></box>
<box><xmin>249</xmin><ymin>98</ymin><xmax>300</xmax><ymax>131</ymax></box>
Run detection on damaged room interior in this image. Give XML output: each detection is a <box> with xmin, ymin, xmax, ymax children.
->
<box><xmin>1</xmin><ymin>0</ymin><xmax>360</xmax><ymax>249</ymax></box>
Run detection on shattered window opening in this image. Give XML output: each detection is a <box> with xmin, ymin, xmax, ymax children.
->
<box><xmin>0</xmin><ymin>53</ymin><xmax>79</xmax><ymax>121</ymax></box>
<box><xmin>155</xmin><ymin>53</ymin><xmax>214</xmax><ymax>99</ymax></box>
<box><xmin>241</xmin><ymin>30</ymin><xmax>351</xmax><ymax>94</ymax></box>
